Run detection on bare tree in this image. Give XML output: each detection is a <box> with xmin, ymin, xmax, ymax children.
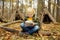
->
<box><xmin>57</xmin><ymin>0</ymin><xmax>60</xmax><ymax>22</ymax></box>
<box><xmin>48</xmin><ymin>0</ymin><xmax>51</xmax><ymax>13</ymax></box>
<box><xmin>2</xmin><ymin>0</ymin><xmax>4</xmax><ymax>16</ymax></box>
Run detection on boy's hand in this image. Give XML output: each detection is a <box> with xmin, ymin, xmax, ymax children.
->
<box><xmin>33</xmin><ymin>23</ymin><xmax>38</xmax><ymax>25</ymax></box>
<box><xmin>25</xmin><ymin>22</ymin><xmax>33</xmax><ymax>26</ymax></box>
<box><xmin>25</xmin><ymin>22</ymin><xmax>37</xmax><ymax>27</ymax></box>
<box><xmin>25</xmin><ymin>21</ymin><xmax>33</xmax><ymax>26</ymax></box>
<box><xmin>25</xmin><ymin>22</ymin><xmax>30</xmax><ymax>26</ymax></box>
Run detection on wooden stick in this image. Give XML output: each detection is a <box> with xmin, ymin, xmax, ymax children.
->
<box><xmin>43</xmin><ymin>9</ymin><xmax>57</xmax><ymax>23</ymax></box>
<box><xmin>46</xmin><ymin>10</ymin><xmax>57</xmax><ymax>23</ymax></box>
<box><xmin>0</xmin><ymin>20</ymin><xmax>23</xmax><ymax>26</ymax></box>
<box><xmin>0</xmin><ymin>26</ymin><xmax>19</xmax><ymax>33</ymax></box>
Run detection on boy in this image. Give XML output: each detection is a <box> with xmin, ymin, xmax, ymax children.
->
<box><xmin>20</xmin><ymin>7</ymin><xmax>40</xmax><ymax>35</ymax></box>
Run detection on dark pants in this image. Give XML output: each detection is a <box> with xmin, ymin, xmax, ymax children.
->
<box><xmin>20</xmin><ymin>23</ymin><xmax>39</xmax><ymax>34</ymax></box>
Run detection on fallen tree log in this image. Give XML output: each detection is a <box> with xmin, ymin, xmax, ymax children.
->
<box><xmin>0</xmin><ymin>26</ymin><xmax>19</xmax><ymax>34</ymax></box>
<box><xmin>40</xmin><ymin>31</ymin><xmax>52</xmax><ymax>36</ymax></box>
<box><xmin>0</xmin><ymin>20</ymin><xmax>23</xmax><ymax>26</ymax></box>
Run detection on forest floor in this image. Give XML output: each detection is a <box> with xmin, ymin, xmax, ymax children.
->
<box><xmin>0</xmin><ymin>22</ymin><xmax>60</xmax><ymax>40</ymax></box>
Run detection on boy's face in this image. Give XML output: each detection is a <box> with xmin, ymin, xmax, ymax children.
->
<box><xmin>27</xmin><ymin>11</ymin><xmax>34</xmax><ymax>18</ymax></box>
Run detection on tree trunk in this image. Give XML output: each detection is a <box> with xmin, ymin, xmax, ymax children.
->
<box><xmin>48</xmin><ymin>0</ymin><xmax>51</xmax><ymax>13</ymax></box>
<box><xmin>53</xmin><ymin>0</ymin><xmax>57</xmax><ymax>20</ymax></box>
<box><xmin>37</xmin><ymin>0</ymin><xmax>45</xmax><ymax>27</ymax></box>
<box><xmin>2</xmin><ymin>0</ymin><xmax>4</xmax><ymax>16</ymax></box>
<box><xmin>57</xmin><ymin>0</ymin><xmax>60</xmax><ymax>22</ymax></box>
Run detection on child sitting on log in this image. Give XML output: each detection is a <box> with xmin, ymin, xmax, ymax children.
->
<box><xmin>20</xmin><ymin>7</ymin><xmax>40</xmax><ymax>35</ymax></box>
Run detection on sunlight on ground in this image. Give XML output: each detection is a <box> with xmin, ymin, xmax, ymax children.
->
<box><xmin>0</xmin><ymin>22</ymin><xmax>60</xmax><ymax>40</ymax></box>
